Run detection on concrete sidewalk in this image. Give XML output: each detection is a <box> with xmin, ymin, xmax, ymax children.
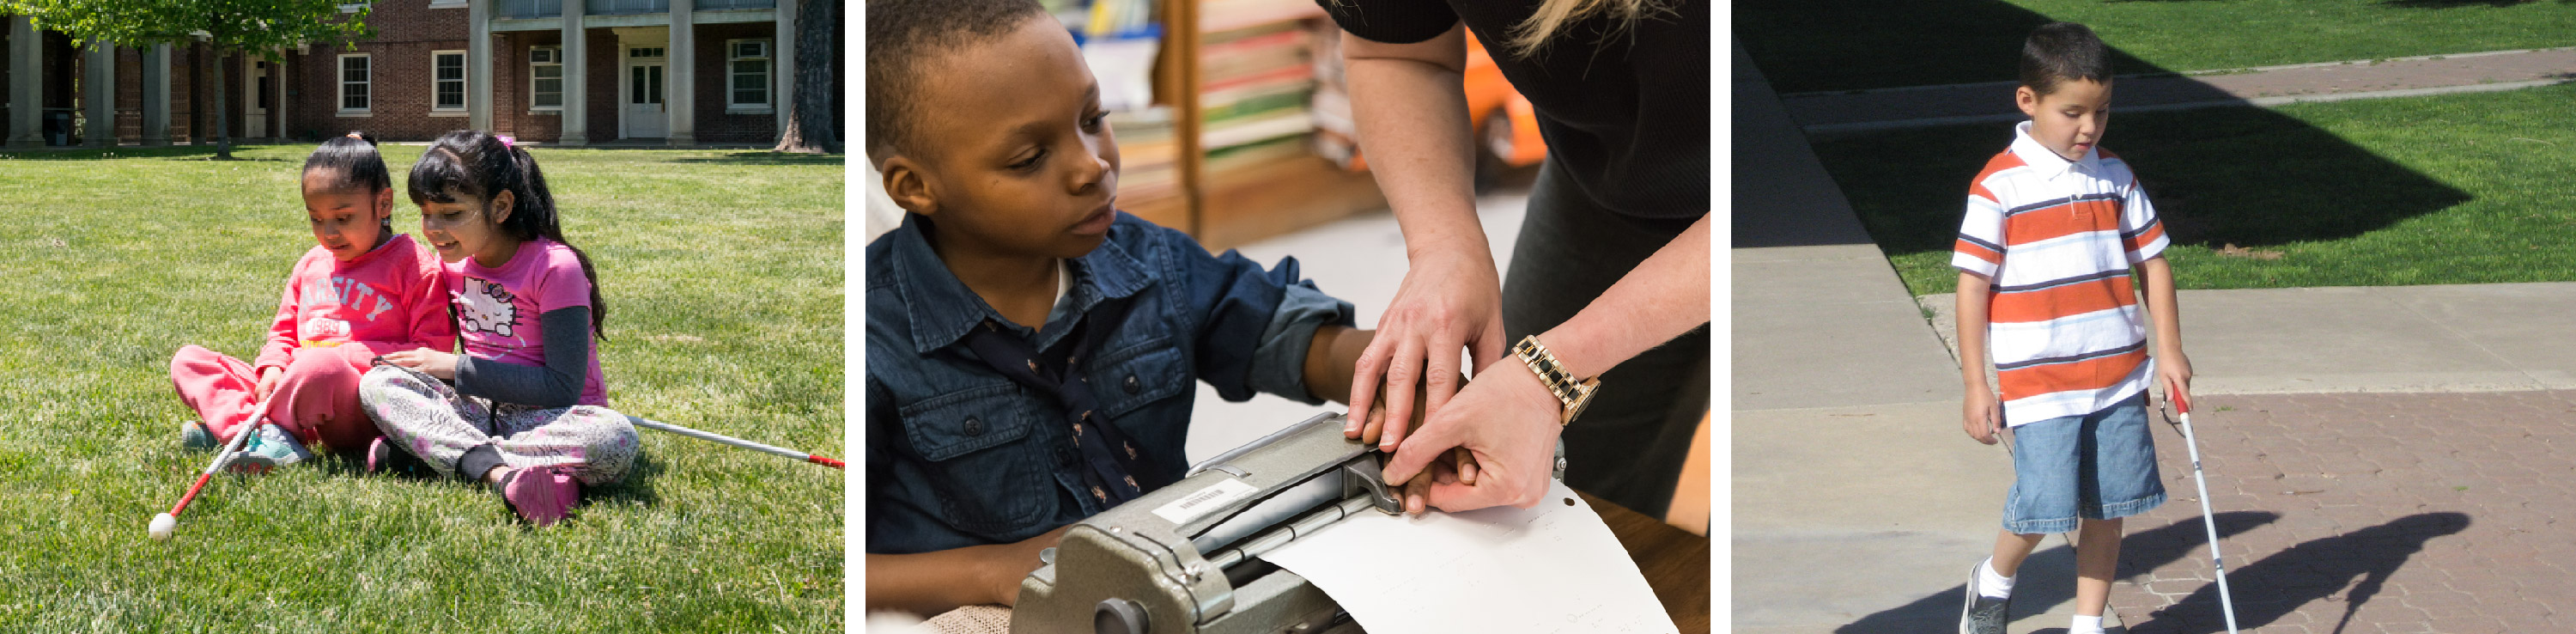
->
<box><xmin>1783</xmin><ymin>47</ymin><xmax>2576</xmax><ymax>133</ymax></box>
<box><xmin>1732</xmin><ymin>38</ymin><xmax>2125</xmax><ymax>633</ymax></box>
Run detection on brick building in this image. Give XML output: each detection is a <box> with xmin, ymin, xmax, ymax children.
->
<box><xmin>3</xmin><ymin>0</ymin><xmax>835</xmax><ymax>148</ymax></box>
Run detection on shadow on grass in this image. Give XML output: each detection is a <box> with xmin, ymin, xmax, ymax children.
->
<box><xmin>587</xmin><ymin>450</ymin><xmax>665</xmax><ymax>508</ymax></box>
<box><xmin>1738</xmin><ymin>0</ymin><xmax>2472</xmax><ymax>260</ymax></box>
<box><xmin>1736</xmin><ymin>0</ymin><xmax>2160</xmax><ymax>94</ymax></box>
<box><xmin>0</xmin><ymin>145</ymin><xmax>295</xmax><ymax>162</ymax></box>
<box><xmin>2124</xmin><ymin>512</ymin><xmax>2470</xmax><ymax>634</ymax></box>
<box><xmin>2379</xmin><ymin>0</ymin><xmax>2576</xmax><ymax>7</ymax></box>
<box><xmin>657</xmin><ymin>151</ymin><xmax>845</xmax><ymax>166</ymax></box>
<box><xmin>1834</xmin><ymin>510</ymin><xmax>2279</xmax><ymax>633</ymax></box>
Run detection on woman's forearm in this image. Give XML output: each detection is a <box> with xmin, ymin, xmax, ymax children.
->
<box><xmin>1341</xmin><ymin>23</ymin><xmax>1488</xmax><ymax>262</ymax></box>
<box><xmin>864</xmin><ymin>549</ymin><xmax>1004</xmax><ymax>617</ymax></box>
<box><xmin>1529</xmin><ymin>216</ymin><xmax>1710</xmax><ymax>380</ymax></box>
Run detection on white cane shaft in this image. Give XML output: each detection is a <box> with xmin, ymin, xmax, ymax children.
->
<box><xmin>629</xmin><ymin>418</ymin><xmax>808</xmax><ymax>460</ymax></box>
<box><xmin>2179</xmin><ymin>414</ymin><xmax>2242</xmax><ymax>632</ymax></box>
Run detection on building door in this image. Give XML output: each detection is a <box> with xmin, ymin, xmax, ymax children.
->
<box><xmin>245</xmin><ymin>58</ymin><xmax>269</xmax><ymax>137</ymax></box>
<box><xmin>622</xmin><ymin>46</ymin><xmax>665</xmax><ymax>138</ymax></box>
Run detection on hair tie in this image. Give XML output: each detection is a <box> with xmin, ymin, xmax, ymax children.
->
<box><xmin>498</xmin><ymin>135</ymin><xmax>517</xmax><ymax>148</ymax></box>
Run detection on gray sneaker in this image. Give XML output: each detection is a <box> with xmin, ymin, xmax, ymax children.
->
<box><xmin>1960</xmin><ymin>560</ymin><xmax>2010</xmax><ymax>634</ymax></box>
<box><xmin>228</xmin><ymin>424</ymin><xmax>313</xmax><ymax>473</ymax></box>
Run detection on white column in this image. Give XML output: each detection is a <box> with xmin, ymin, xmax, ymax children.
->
<box><xmin>665</xmin><ymin>0</ymin><xmax>693</xmax><ymax>147</ymax></box>
<box><xmin>559</xmin><ymin>0</ymin><xmax>586</xmax><ymax>145</ymax></box>
<box><xmin>83</xmin><ymin>40</ymin><xmax>114</xmax><ymax>146</ymax></box>
<box><xmin>773</xmin><ymin>0</ymin><xmax>793</xmax><ymax>143</ymax></box>
<box><xmin>8</xmin><ymin>16</ymin><xmax>42</xmax><ymax>148</ymax></box>
<box><xmin>272</xmin><ymin>51</ymin><xmax>288</xmax><ymax>139</ymax></box>
<box><xmin>143</xmin><ymin>43</ymin><xmax>169</xmax><ymax>145</ymax></box>
<box><xmin>469</xmin><ymin>0</ymin><xmax>493</xmax><ymax>131</ymax></box>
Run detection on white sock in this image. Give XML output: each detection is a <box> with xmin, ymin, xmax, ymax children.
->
<box><xmin>1977</xmin><ymin>558</ymin><xmax>2014</xmax><ymax>600</ymax></box>
<box><xmin>2069</xmin><ymin>614</ymin><xmax>2104</xmax><ymax>634</ymax></box>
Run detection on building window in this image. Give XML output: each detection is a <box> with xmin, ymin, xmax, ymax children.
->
<box><xmin>727</xmin><ymin>39</ymin><xmax>771</xmax><ymax>111</ymax></box>
<box><xmin>337</xmin><ymin>53</ymin><xmax>370</xmax><ymax>114</ymax></box>
<box><xmin>433</xmin><ymin>51</ymin><xmax>467</xmax><ymax>113</ymax></box>
<box><xmin>531</xmin><ymin>46</ymin><xmax>563</xmax><ymax>112</ymax></box>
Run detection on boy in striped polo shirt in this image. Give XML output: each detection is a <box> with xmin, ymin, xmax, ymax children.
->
<box><xmin>1953</xmin><ymin>22</ymin><xmax>2194</xmax><ymax>634</ymax></box>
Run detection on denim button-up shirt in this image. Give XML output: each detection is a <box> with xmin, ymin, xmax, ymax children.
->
<box><xmin>866</xmin><ymin>212</ymin><xmax>1354</xmax><ymax>555</ymax></box>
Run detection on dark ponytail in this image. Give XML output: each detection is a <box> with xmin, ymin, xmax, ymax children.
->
<box><xmin>408</xmin><ymin>130</ymin><xmax>608</xmax><ymax>339</ymax></box>
<box><xmin>305</xmin><ymin>131</ymin><xmax>393</xmax><ymax>228</ymax></box>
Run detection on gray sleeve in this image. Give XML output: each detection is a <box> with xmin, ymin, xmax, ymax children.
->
<box><xmin>1246</xmin><ymin>283</ymin><xmax>1357</xmax><ymax>405</ymax></box>
<box><xmin>456</xmin><ymin>307</ymin><xmax>592</xmax><ymax>407</ymax></box>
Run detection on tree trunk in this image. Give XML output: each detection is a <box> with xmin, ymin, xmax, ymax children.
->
<box><xmin>771</xmin><ymin>0</ymin><xmax>837</xmax><ymax>154</ymax></box>
<box><xmin>210</xmin><ymin>47</ymin><xmax>229</xmax><ymax>159</ymax></box>
<box><xmin>188</xmin><ymin>42</ymin><xmax>204</xmax><ymax>146</ymax></box>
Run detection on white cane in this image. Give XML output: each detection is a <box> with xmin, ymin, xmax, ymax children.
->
<box><xmin>2166</xmin><ymin>381</ymin><xmax>2240</xmax><ymax>634</ymax></box>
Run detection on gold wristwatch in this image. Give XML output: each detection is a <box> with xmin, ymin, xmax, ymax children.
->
<box><xmin>1512</xmin><ymin>335</ymin><xmax>1598</xmax><ymax>426</ymax></box>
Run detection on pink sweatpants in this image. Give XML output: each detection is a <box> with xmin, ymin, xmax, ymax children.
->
<box><xmin>170</xmin><ymin>344</ymin><xmax>375</xmax><ymax>453</ymax></box>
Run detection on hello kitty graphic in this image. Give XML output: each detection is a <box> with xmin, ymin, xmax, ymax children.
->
<box><xmin>453</xmin><ymin>277</ymin><xmax>524</xmax><ymax>338</ymax></box>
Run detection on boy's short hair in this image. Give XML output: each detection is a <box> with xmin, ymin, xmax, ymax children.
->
<box><xmin>865</xmin><ymin>0</ymin><xmax>1053</xmax><ymax>162</ymax></box>
<box><xmin>2019</xmin><ymin>21</ymin><xmax>2111</xmax><ymax>95</ymax></box>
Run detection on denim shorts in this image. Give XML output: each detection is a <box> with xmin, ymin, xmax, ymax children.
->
<box><xmin>2003</xmin><ymin>392</ymin><xmax>2166</xmax><ymax>534</ymax></box>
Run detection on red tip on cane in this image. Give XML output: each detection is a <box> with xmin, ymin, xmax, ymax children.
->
<box><xmin>809</xmin><ymin>455</ymin><xmax>846</xmax><ymax>470</ymax></box>
<box><xmin>2168</xmin><ymin>380</ymin><xmax>2191</xmax><ymax>415</ymax></box>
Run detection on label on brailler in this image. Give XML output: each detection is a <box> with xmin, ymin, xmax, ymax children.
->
<box><xmin>1152</xmin><ymin>478</ymin><xmax>1257</xmax><ymax>524</ymax></box>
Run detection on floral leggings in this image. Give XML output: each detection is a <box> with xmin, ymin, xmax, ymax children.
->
<box><xmin>358</xmin><ymin>363</ymin><xmax>641</xmax><ymax>486</ymax></box>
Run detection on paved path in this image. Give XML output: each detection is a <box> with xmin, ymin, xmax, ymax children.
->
<box><xmin>2107</xmin><ymin>390</ymin><xmax>2576</xmax><ymax>634</ymax></box>
<box><xmin>1783</xmin><ymin>47</ymin><xmax>2576</xmax><ymax>132</ymax></box>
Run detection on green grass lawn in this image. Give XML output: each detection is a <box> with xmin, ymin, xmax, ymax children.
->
<box><xmin>1820</xmin><ymin>82</ymin><xmax>2576</xmax><ymax>296</ymax></box>
<box><xmin>1739</xmin><ymin>0</ymin><xmax>2576</xmax><ymax>93</ymax></box>
<box><xmin>0</xmin><ymin>143</ymin><xmax>843</xmax><ymax>631</ymax></box>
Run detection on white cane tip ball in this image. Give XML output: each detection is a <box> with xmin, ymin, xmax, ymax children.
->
<box><xmin>149</xmin><ymin>513</ymin><xmax>177</xmax><ymax>540</ymax></box>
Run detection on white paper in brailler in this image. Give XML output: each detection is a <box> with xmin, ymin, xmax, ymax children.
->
<box><xmin>1255</xmin><ymin>479</ymin><xmax>1679</xmax><ymax>634</ymax></box>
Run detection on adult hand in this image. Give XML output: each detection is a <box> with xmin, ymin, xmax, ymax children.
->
<box><xmin>1963</xmin><ymin>388</ymin><xmax>2002</xmax><ymax>445</ymax></box>
<box><xmin>253</xmin><ymin>366</ymin><xmax>284</xmax><ymax>402</ymax></box>
<box><xmin>1345</xmin><ymin>249</ymin><xmax>1507</xmax><ymax>453</ymax></box>
<box><xmin>382</xmin><ymin>348</ymin><xmax>460</xmax><ymax>381</ymax></box>
<box><xmin>1382</xmin><ymin>360</ymin><xmax>1561</xmax><ymax>512</ymax></box>
<box><xmin>987</xmin><ymin>525</ymin><xmax>1072</xmax><ymax>607</ymax></box>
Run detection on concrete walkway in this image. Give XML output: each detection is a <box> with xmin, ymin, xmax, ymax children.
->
<box><xmin>1783</xmin><ymin>47</ymin><xmax>2576</xmax><ymax>133</ymax></box>
<box><xmin>1731</xmin><ymin>38</ymin><xmax>2123</xmax><ymax>634</ymax></box>
<box><xmin>1736</xmin><ymin>36</ymin><xmax>2576</xmax><ymax>633</ymax></box>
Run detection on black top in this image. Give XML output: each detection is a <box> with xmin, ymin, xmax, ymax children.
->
<box><xmin>1317</xmin><ymin>0</ymin><xmax>1710</xmax><ymax>221</ymax></box>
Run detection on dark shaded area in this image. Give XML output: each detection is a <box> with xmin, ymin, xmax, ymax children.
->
<box><xmin>658</xmin><ymin>151</ymin><xmax>846</xmax><ymax>166</ymax></box>
<box><xmin>1735</xmin><ymin>0</ymin><xmax>2159</xmax><ymax>94</ymax></box>
<box><xmin>585</xmin><ymin>450</ymin><xmax>665</xmax><ymax>508</ymax></box>
<box><xmin>2125</xmin><ymin>512</ymin><xmax>2470</xmax><ymax>634</ymax></box>
<box><xmin>0</xmin><ymin>146</ymin><xmax>292</xmax><ymax>161</ymax></box>
<box><xmin>1811</xmin><ymin>102</ymin><xmax>2474</xmax><ymax>254</ymax></box>
<box><xmin>1837</xmin><ymin>511</ymin><xmax>2280</xmax><ymax>633</ymax></box>
<box><xmin>1734</xmin><ymin>0</ymin><xmax>2472</xmax><ymax>259</ymax></box>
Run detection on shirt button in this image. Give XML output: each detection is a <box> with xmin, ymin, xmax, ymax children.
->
<box><xmin>963</xmin><ymin>417</ymin><xmax>983</xmax><ymax>436</ymax></box>
<box><xmin>1124</xmin><ymin>375</ymin><xmax>1141</xmax><ymax>394</ymax></box>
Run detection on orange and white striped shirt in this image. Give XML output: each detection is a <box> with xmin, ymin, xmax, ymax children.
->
<box><xmin>1953</xmin><ymin>122</ymin><xmax>2169</xmax><ymax>427</ymax></box>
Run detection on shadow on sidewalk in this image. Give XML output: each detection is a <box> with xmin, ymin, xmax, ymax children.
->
<box><xmin>1835</xmin><ymin>510</ymin><xmax>2279</xmax><ymax>633</ymax></box>
<box><xmin>2124</xmin><ymin>512</ymin><xmax>2471</xmax><ymax>634</ymax></box>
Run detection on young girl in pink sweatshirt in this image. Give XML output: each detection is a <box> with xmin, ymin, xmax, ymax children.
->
<box><xmin>170</xmin><ymin>132</ymin><xmax>457</xmax><ymax>468</ymax></box>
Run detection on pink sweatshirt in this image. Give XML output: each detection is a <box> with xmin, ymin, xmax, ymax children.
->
<box><xmin>254</xmin><ymin>234</ymin><xmax>457</xmax><ymax>372</ymax></box>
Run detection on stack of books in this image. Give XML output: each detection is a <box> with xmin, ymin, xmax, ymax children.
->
<box><xmin>1306</xmin><ymin>23</ymin><xmax>1360</xmax><ymax>169</ymax></box>
<box><xmin>1109</xmin><ymin>107</ymin><xmax>1181</xmax><ymax>204</ymax></box>
<box><xmin>1198</xmin><ymin>3</ymin><xmax>1323</xmax><ymax>176</ymax></box>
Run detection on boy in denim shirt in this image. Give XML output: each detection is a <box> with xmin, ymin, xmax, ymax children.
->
<box><xmin>864</xmin><ymin>0</ymin><xmax>1458</xmax><ymax>615</ymax></box>
<box><xmin>1953</xmin><ymin>22</ymin><xmax>2195</xmax><ymax>634</ymax></box>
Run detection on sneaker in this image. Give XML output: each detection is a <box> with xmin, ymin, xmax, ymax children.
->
<box><xmin>365</xmin><ymin>436</ymin><xmax>435</xmax><ymax>479</ymax></box>
<box><xmin>1960</xmin><ymin>559</ymin><xmax>2011</xmax><ymax>634</ymax></box>
<box><xmin>495</xmin><ymin>466</ymin><xmax>582</xmax><ymax>527</ymax></box>
<box><xmin>228</xmin><ymin>424</ymin><xmax>313</xmax><ymax>473</ymax></box>
<box><xmin>178</xmin><ymin>419</ymin><xmax>219</xmax><ymax>450</ymax></box>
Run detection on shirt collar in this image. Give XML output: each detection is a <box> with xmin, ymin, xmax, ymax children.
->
<box><xmin>890</xmin><ymin>213</ymin><xmax>1151</xmax><ymax>355</ymax></box>
<box><xmin>2008</xmin><ymin>120</ymin><xmax>2099</xmax><ymax>180</ymax></box>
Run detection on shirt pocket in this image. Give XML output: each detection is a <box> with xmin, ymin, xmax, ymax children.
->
<box><xmin>1087</xmin><ymin>337</ymin><xmax>1188</xmax><ymax>418</ymax></box>
<box><xmin>898</xmin><ymin>383</ymin><xmax>1052</xmax><ymax>538</ymax></box>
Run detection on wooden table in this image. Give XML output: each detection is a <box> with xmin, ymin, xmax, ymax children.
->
<box><xmin>1583</xmin><ymin>491</ymin><xmax>1713</xmax><ymax>634</ymax></box>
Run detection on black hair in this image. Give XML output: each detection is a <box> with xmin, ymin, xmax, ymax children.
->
<box><xmin>2020</xmin><ymin>22</ymin><xmax>2112</xmax><ymax>96</ymax></box>
<box><xmin>864</xmin><ymin>0</ymin><xmax>1052</xmax><ymax>162</ymax></box>
<box><xmin>305</xmin><ymin>131</ymin><xmax>394</xmax><ymax>232</ymax></box>
<box><xmin>408</xmin><ymin>130</ymin><xmax>608</xmax><ymax>339</ymax></box>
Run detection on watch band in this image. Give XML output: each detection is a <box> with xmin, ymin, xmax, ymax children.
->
<box><xmin>1512</xmin><ymin>335</ymin><xmax>1597</xmax><ymax>426</ymax></box>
